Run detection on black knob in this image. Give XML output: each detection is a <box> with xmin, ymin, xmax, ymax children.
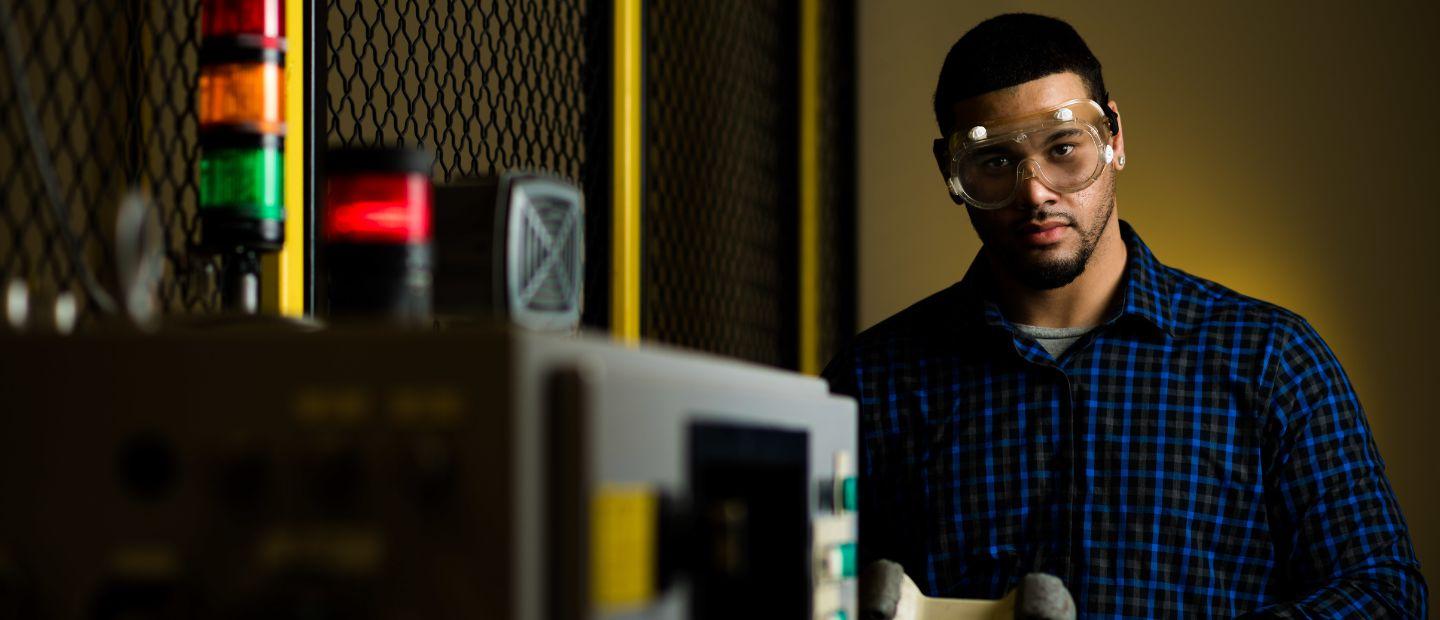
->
<box><xmin>116</xmin><ymin>431</ymin><xmax>180</xmax><ymax>502</ymax></box>
<box><xmin>406</xmin><ymin>437</ymin><xmax>457</xmax><ymax>510</ymax></box>
<box><xmin>216</xmin><ymin>450</ymin><xmax>271</xmax><ymax>515</ymax></box>
<box><xmin>310</xmin><ymin>447</ymin><xmax>365</xmax><ymax>518</ymax></box>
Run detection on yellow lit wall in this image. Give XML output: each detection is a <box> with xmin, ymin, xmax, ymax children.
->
<box><xmin>858</xmin><ymin>1</ymin><xmax>1438</xmax><ymax>605</ymax></box>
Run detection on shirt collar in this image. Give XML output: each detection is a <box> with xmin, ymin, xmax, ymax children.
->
<box><xmin>1113</xmin><ymin>220</ymin><xmax>1177</xmax><ymax>338</ymax></box>
<box><xmin>951</xmin><ymin>219</ymin><xmax>1177</xmax><ymax>339</ymax></box>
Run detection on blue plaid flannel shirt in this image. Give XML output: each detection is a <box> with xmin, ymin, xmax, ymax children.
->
<box><xmin>823</xmin><ymin>221</ymin><xmax>1426</xmax><ymax>617</ymax></box>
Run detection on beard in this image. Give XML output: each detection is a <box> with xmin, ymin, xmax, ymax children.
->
<box><xmin>979</xmin><ymin>183</ymin><xmax>1115</xmax><ymax>291</ymax></box>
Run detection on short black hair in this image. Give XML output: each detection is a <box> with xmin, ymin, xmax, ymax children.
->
<box><xmin>933</xmin><ymin>13</ymin><xmax>1114</xmax><ymax>137</ymax></box>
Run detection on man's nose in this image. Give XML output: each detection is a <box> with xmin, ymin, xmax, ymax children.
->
<box><xmin>1012</xmin><ymin>160</ymin><xmax>1059</xmax><ymax>211</ymax></box>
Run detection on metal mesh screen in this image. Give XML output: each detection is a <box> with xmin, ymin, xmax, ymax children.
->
<box><xmin>815</xmin><ymin>0</ymin><xmax>857</xmax><ymax>367</ymax></box>
<box><xmin>324</xmin><ymin>0</ymin><xmax>592</xmax><ymax>184</ymax></box>
<box><xmin>643</xmin><ymin>0</ymin><xmax>798</xmax><ymax>368</ymax></box>
<box><xmin>1</xmin><ymin>0</ymin><xmax>217</xmax><ymax>327</ymax></box>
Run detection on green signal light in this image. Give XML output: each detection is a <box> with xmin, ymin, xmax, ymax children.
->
<box><xmin>199</xmin><ymin>144</ymin><xmax>283</xmax><ymax>221</ymax></box>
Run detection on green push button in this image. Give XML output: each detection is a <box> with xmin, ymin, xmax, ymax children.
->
<box><xmin>842</xmin><ymin>476</ymin><xmax>857</xmax><ymax>512</ymax></box>
<box><xmin>839</xmin><ymin>542</ymin><xmax>857</xmax><ymax>578</ymax></box>
<box><xmin>831</xmin><ymin>611</ymin><xmax>848</xmax><ymax>620</ymax></box>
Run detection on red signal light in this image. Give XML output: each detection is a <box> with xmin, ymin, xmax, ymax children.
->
<box><xmin>321</xmin><ymin>147</ymin><xmax>435</xmax><ymax>322</ymax></box>
<box><xmin>202</xmin><ymin>0</ymin><xmax>285</xmax><ymax>48</ymax></box>
<box><xmin>324</xmin><ymin>173</ymin><xmax>433</xmax><ymax>245</ymax></box>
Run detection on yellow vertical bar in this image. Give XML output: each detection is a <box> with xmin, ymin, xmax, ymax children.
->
<box><xmin>262</xmin><ymin>0</ymin><xmax>306</xmax><ymax>316</ymax></box>
<box><xmin>611</xmin><ymin>0</ymin><xmax>642</xmax><ymax>344</ymax></box>
<box><xmin>799</xmin><ymin>0</ymin><xmax>821</xmax><ymax>374</ymax></box>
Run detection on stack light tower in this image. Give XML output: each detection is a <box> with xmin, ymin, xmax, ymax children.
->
<box><xmin>196</xmin><ymin>0</ymin><xmax>286</xmax><ymax>313</ymax></box>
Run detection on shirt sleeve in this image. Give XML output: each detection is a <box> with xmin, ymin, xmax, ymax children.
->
<box><xmin>1245</xmin><ymin>314</ymin><xmax>1428</xmax><ymax>618</ymax></box>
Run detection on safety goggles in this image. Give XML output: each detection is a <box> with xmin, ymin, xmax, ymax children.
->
<box><xmin>946</xmin><ymin>98</ymin><xmax>1116</xmax><ymax>210</ymax></box>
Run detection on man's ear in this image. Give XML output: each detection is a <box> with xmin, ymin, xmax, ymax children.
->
<box><xmin>933</xmin><ymin>138</ymin><xmax>966</xmax><ymax>206</ymax></box>
<box><xmin>1107</xmin><ymin>100</ymin><xmax>1126</xmax><ymax>171</ymax></box>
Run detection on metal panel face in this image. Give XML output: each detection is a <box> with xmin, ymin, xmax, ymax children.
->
<box><xmin>512</xmin><ymin>331</ymin><xmax>858</xmax><ymax>620</ymax></box>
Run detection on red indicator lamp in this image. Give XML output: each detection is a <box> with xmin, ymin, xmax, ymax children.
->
<box><xmin>324</xmin><ymin>174</ymin><xmax>433</xmax><ymax>245</ymax></box>
<box><xmin>322</xmin><ymin>147</ymin><xmax>435</xmax><ymax>323</ymax></box>
<box><xmin>202</xmin><ymin>0</ymin><xmax>285</xmax><ymax>49</ymax></box>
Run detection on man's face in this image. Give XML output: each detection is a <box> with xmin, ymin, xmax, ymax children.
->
<box><xmin>936</xmin><ymin>72</ymin><xmax>1124</xmax><ymax>290</ymax></box>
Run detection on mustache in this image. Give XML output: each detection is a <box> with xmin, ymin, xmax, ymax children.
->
<box><xmin>1014</xmin><ymin>211</ymin><xmax>1076</xmax><ymax>231</ymax></box>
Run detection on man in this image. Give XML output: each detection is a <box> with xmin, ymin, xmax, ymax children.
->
<box><xmin>823</xmin><ymin>13</ymin><xmax>1426</xmax><ymax>617</ymax></box>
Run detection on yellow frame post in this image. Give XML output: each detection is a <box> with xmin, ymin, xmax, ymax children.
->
<box><xmin>799</xmin><ymin>0</ymin><xmax>821</xmax><ymax>374</ymax></box>
<box><xmin>262</xmin><ymin>0</ymin><xmax>306</xmax><ymax>316</ymax></box>
<box><xmin>611</xmin><ymin>0</ymin><xmax>643</xmax><ymax>344</ymax></box>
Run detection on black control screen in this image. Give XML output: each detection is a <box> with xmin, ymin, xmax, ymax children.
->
<box><xmin>689</xmin><ymin>422</ymin><xmax>808</xmax><ymax>620</ymax></box>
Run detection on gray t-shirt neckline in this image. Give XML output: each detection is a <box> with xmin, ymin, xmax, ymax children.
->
<box><xmin>1013</xmin><ymin>322</ymin><xmax>1097</xmax><ymax>359</ymax></box>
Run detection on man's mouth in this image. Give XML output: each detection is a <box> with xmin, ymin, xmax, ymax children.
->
<box><xmin>1017</xmin><ymin>220</ymin><xmax>1070</xmax><ymax>245</ymax></box>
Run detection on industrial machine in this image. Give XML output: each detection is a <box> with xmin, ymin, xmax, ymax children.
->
<box><xmin>0</xmin><ymin>325</ymin><xmax>857</xmax><ymax>619</ymax></box>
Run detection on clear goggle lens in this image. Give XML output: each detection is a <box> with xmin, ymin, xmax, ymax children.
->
<box><xmin>947</xmin><ymin>99</ymin><xmax>1114</xmax><ymax>209</ymax></box>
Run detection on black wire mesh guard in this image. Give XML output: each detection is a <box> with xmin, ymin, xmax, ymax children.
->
<box><xmin>325</xmin><ymin>0</ymin><xmax>591</xmax><ymax>188</ymax></box>
<box><xmin>643</xmin><ymin>0</ymin><xmax>799</xmax><ymax>368</ymax></box>
<box><xmin>815</xmin><ymin>0</ymin><xmax>857</xmax><ymax>369</ymax></box>
<box><xmin>1</xmin><ymin>0</ymin><xmax>218</xmax><ymax>323</ymax></box>
<box><xmin>639</xmin><ymin>0</ymin><xmax>854</xmax><ymax>370</ymax></box>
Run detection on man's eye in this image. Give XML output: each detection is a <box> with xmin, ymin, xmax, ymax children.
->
<box><xmin>1050</xmin><ymin>144</ymin><xmax>1077</xmax><ymax>158</ymax></box>
<box><xmin>982</xmin><ymin>156</ymin><xmax>1011</xmax><ymax>169</ymax></box>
